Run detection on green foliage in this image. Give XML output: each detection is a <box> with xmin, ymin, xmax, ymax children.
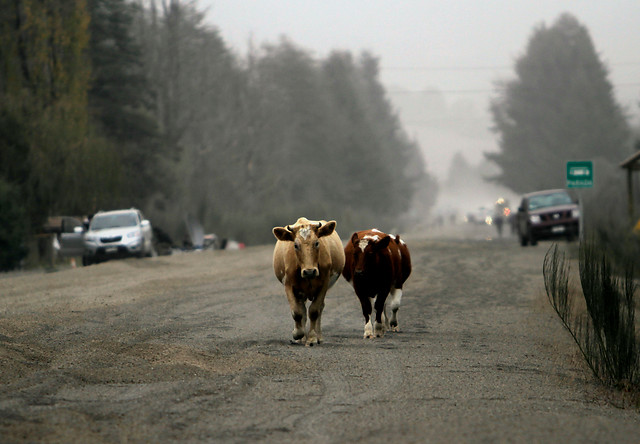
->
<box><xmin>544</xmin><ymin>241</ymin><xmax>639</xmax><ymax>390</ymax></box>
<box><xmin>0</xmin><ymin>0</ymin><xmax>123</xmax><ymax>255</ymax></box>
<box><xmin>487</xmin><ymin>13</ymin><xmax>631</xmax><ymax>194</ymax></box>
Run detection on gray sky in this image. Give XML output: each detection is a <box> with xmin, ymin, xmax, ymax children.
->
<box><xmin>200</xmin><ymin>0</ymin><xmax>640</xmax><ymax>180</ymax></box>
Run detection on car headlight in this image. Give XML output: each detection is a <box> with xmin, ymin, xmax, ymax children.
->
<box><xmin>529</xmin><ymin>215</ymin><xmax>541</xmax><ymax>224</ymax></box>
<box><xmin>571</xmin><ymin>209</ymin><xmax>580</xmax><ymax>218</ymax></box>
<box><xmin>126</xmin><ymin>230</ymin><xmax>141</xmax><ymax>239</ymax></box>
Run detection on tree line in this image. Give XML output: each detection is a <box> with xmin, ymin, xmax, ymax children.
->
<box><xmin>0</xmin><ymin>0</ymin><xmax>435</xmax><ymax>270</ymax></box>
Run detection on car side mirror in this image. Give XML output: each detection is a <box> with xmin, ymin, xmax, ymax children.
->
<box><xmin>73</xmin><ymin>226</ymin><xmax>85</xmax><ymax>234</ymax></box>
<box><xmin>141</xmin><ymin>220</ymin><xmax>150</xmax><ymax>227</ymax></box>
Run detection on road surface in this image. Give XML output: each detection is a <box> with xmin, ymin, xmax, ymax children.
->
<box><xmin>1</xmin><ymin>223</ymin><xmax>639</xmax><ymax>442</ymax></box>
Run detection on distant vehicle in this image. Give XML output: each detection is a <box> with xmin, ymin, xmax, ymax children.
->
<box><xmin>516</xmin><ymin>189</ymin><xmax>579</xmax><ymax>246</ymax></box>
<box><xmin>465</xmin><ymin>206</ymin><xmax>493</xmax><ymax>226</ymax></box>
<box><xmin>49</xmin><ymin>216</ymin><xmax>86</xmax><ymax>258</ymax></box>
<box><xmin>80</xmin><ymin>209</ymin><xmax>153</xmax><ymax>265</ymax></box>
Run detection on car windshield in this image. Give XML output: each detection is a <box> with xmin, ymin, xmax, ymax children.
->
<box><xmin>90</xmin><ymin>213</ymin><xmax>138</xmax><ymax>230</ymax></box>
<box><xmin>528</xmin><ymin>192</ymin><xmax>573</xmax><ymax>210</ymax></box>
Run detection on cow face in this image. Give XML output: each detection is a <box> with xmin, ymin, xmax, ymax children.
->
<box><xmin>350</xmin><ymin>232</ymin><xmax>391</xmax><ymax>276</ymax></box>
<box><xmin>273</xmin><ymin>221</ymin><xmax>336</xmax><ymax>279</ymax></box>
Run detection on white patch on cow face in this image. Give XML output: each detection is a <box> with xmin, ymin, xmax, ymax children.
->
<box><xmin>298</xmin><ymin>227</ymin><xmax>311</xmax><ymax>240</ymax></box>
<box><xmin>358</xmin><ymin>235</ymin><xmax>380</xmax><ymax>251</ymax></box>
<box><xmin>372</xmin><ymin>228</ymin><xmax>383</xmax><ymax>234</ymax></box>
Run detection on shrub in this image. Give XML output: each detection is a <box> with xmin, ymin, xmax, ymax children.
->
<box><xmin>544</xmin><ymin>240</ymin><xmax>639</xmax><ymax>389</ymax></box>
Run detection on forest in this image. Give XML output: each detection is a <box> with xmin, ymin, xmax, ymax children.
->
<box><xmin>0</xmin><ymin>0</ymin><xmax>436</xmax><ymax>270</ymax></box>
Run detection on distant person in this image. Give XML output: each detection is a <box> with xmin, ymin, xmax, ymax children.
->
<box><xmin>493</xmin><ymin>198</ymin><xmax>509</xmax><ymax>238</ymax></box>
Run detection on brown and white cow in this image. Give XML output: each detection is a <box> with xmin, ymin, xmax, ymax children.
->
<box><xmin>343</xmin><ymin>229</ymin><xmax>412</xmax><ymax>338</ymax></box>
<box><xmin>272</xmin><ymin>217</ymin><xmax>345</xmax><ymax>346</ymax></box>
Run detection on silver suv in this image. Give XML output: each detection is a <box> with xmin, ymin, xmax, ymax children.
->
<box><xmin>83</xmin><ymin>209</ymin><xmax>154</xmax><ymax>265</ymax></box>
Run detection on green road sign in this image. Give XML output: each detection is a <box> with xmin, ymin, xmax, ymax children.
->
<box><xmin>566</xmin><ymin>161</ymin><xmax>593</xmax><ymax>188</ymax></box>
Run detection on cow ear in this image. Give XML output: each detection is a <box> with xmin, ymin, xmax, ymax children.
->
<box><xmin>350</xmin><ymin>232</ymin><xmax>359</xmax><ymax>247</ymax></box>
<box><xmin>374</xmin><ymin>235</ymin><xmax>391</xmax><ymax>251</ymax></box>
<box><xmin>394</xmin><ymin>234</ymin><xmax>401</xmax><ymax>244</ymax></box>
<box><xmin>318</xmin><ymin>220</ymin><xmax>336</xmax><ymax>238</ymax></box>
<box><xmin>273</xmin><ymin>226</ymin><xmax>295</xmax><ymax>242</ymax></box>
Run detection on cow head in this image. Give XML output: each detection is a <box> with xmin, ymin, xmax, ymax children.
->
<box><xmin>350</xmin><ymin>232</ymin><xmax>391</xmax><ymax>276</ymax></box>
<box><xmin>273</xmin><ymin>220</ymin><xmax>337</xmax><ymax>279</ymax></box>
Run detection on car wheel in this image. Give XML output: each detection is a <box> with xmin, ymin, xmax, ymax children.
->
<box><xmin>82</xmin><ymin>255</ymin><xmax>92</xmax><ymax>266</ymax></box>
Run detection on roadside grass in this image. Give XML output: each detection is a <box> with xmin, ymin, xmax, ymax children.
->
<box><xmin>543</xmin><ymin>240</ymin><xmax>640</xmax><ymax>407</ymax></box>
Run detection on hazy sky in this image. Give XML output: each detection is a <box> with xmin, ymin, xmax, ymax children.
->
<box><xmin>202</xmin><ymin>1</ymin><xmax>639</xmax><ymax>105</ymax></box>
<box><xmin>199</xmin><ymin>1</ymin><xmax>640</xmax><ymax>180</ymax></box>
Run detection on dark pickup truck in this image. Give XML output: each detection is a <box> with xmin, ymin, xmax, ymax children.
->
<box><xmin>516</xmin><ymin>189</ymin><xmax>580</xmax><ymax>246</ymax></box>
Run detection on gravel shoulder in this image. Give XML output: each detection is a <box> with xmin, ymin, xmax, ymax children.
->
<box><xmin>1</xmin><ymin>225</ymin><xmax>639</xmax><ymax>443</ymax></box>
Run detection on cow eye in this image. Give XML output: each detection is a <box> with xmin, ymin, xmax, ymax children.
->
<box><xmin>314</xmin><ymin>240</ymin><xmax>319</xmax><ymax>249</ymax></box>
<box><xmin>294</xmin><ymin>242</ymin><xmax>300</xmax><ymax>251</ymax></box>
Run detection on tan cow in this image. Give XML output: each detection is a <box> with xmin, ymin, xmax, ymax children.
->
<box><xmin>272</xmin><ymin>217</ymin><xmax>345</xmax><ymax>346</ymax></box>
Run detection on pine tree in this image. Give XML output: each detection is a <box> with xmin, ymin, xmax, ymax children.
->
<box><xmin>487</xmin><ymin>13</ymin><xmax>630</xmax><ymax>193</ymax></box>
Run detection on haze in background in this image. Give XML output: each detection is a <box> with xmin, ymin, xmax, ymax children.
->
<box><xmin>201</xmin><ymin>0</ymin><xmax>640</xmax><ymax>215</ymax></box>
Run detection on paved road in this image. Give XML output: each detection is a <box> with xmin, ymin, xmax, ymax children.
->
<box><xmin>1</xmin><ymin>224</ymin><xmax>639</xmax><ymax>442</ymax></box>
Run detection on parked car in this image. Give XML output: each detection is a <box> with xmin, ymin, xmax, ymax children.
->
<box><xmin>516</xmin><ymin>189</ymin><xmax>579</xmax><ymax>246</ymax></box>
<box><xmin>48</xmin><ymin>216</ymin><xmax>86</xmax><ymax>258</ymax></box>
<box><xmin>82</xmin><ymin>209</ymin><xmax>154</xmax><ymax>265</ymax></box>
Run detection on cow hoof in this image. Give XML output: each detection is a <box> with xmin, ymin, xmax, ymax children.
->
<box><xmin>292</xmin><ymin>329</ymin><xmax>305</xmax><ymax>341</ymax></box>
<box><xmin>374</xmin><ymin>322</ymin><xmax>385</xmax><ymax>338</ymax></box>
<box><xmin>306</xmin><ymin>337</ymin><xmax>318</xmax><ymax>347</ymax></box>
<box><xmin>391</xmin><ymin>326</ymin><xmax>400</xmax><ymax>332</ymax></box>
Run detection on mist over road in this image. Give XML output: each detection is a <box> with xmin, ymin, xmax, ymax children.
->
<box><xmin>1</xmin><ymin>225</ymin><xmax>639</xmax><ymax>442</ymax></box>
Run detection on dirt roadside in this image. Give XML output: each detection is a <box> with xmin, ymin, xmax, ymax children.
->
<box><xmin>1</xmin><ymin>225</ymin><xmax>639</xmax><ymax>443</ymax></box>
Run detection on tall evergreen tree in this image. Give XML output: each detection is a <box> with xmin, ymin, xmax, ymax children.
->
<box><xmin>87</xmin><ymin>0</ymin><xmax>161</xmax><ymax>205</ymax></box>
<box><xmin>487</xmin><ymin>13</ymin><xmax>630</xmax><ymax>193</ymax></box>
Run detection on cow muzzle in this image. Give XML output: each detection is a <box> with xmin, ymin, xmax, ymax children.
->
<box><xmin>301</xmin><ymin>268</ymin><xmax>319</xmax><ymax>279</ymax></box>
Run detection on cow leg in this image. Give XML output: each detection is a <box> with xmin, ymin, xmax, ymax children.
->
<box><xmin>373</xmin><ymin>293</ymin><xmax>388</xmax><ymax>338</ymax></box>
<box><xmin>359</xmin><ymin>295</ymin><xmax>374</xmax><ymax>339</ymax></box>
<box><xmin>307</xmin><ymin>295</ymin><xmax>326</xmax><ymax>346</ymax></box>
<box><xmin>388</xmin><ymin>288</ymin><xmax>402</xmax><ymax>332</ymax></box>
<box><xmin>286</xmin><ymin>287</ymin><xmax>307</xmax><ymax>343</ymax></box>
<box><xmin>383</xmin><ymin>301</ymin><xmax>391</xmax><ymax>331</ymax></box>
